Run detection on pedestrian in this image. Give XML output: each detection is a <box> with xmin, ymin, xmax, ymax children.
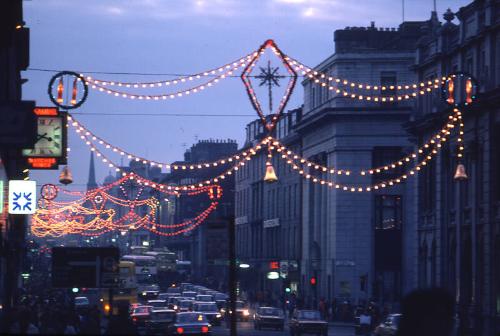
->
<box><xmin>397</xmin><ymin>287</ymin><xmax>455</xmax><ymax>336</ymax></box>
<box><xmin>105</xmin><ymin>303</ymin><xmax>137</xmax><ymax>335</ymax></box>
<box><xmin>359</xmin><ymin>309</ymin><xmax>371</xmax><ymax>336</ymax></box>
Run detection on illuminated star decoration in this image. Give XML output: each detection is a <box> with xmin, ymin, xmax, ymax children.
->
<box><xmin>255</xmin><ymin>60</ymin><xmax>287</xmax><ymax>113</ymax></box>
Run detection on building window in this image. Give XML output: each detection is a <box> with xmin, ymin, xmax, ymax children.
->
<box><xmin>380</xmin><ymin>71</ymin><xmax>397</xmax><ymax>97</ymax></box>
<box><xmin>372</xmin><ymin>147</ymin><xmax>404</xmax><ymax>181</ymax></box>
<box><xmin>375</xmin><ymin>195</ymin><xmax>402</xmax><ymax>230</ymax></box>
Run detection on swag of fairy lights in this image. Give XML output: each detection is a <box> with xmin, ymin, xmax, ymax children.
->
<box><xmin>32</xmin><ymin>173</ymin><xmax>223</xmax><ymax>237</ymax></box>
<box><xmin>42</xmin><ymin>39</ymin><xmax>477</xmax><ymax>238</ymax></box>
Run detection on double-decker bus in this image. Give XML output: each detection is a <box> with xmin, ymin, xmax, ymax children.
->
<box><xmin>144</xmin><ymin>250</ymin><xmax>177</xmax><ymax>272</ymax></box>
<box><xmin>122</xmin><ymin>254</ymin><xmax>157</xmax><ymax>285</ymax></box>
<box><xmin>101</xmin><ymin>260</ymin><xmax>138</xmax><ymax>315</ymax></box>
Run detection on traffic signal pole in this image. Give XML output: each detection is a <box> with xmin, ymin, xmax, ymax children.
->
<box><xmin>227</xmin><ymin>216</ymin><xmax>237</xmax><ymax>336</ymax></box>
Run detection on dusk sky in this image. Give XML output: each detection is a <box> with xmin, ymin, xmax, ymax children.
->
<box><xmin>24</xmin><ymin>0</ymin><xmax>470</xmax><ymax>190</ymax></box>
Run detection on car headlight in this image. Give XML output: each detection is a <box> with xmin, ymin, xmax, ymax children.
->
<box><xmin>220</xmin><ymin>308</ymin><xmax>226</xmax><ymax>313</ymax></box>
<box><xmin>243</xmin><ymin>309</ymin><xmax>250</xmax><ymax>316</ymax></box>
<box><xmin>142</xmin><ymin>292</ymin><xmax>146</xmax><ymax>296</ymax></box>
<box><xmin>173</xmin><ymin>305</ymin><xmax>178</xmax><ymax>310</ymax></box>
<box><xmin>216</xmin><ymin>313</ymin><xmax>221</xmax><ymax>318</ymax></box>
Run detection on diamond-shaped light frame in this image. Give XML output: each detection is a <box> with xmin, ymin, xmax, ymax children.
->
<box><xmin>241</xmin><ymin>39</ymin><xmax>297</xmax><ymax>133</ymax></box>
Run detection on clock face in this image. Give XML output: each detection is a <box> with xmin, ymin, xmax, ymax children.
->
<box><xmin>22</xmin><ymin>116</ymin><xmax>63</xmax><ymax>157</ymax></box>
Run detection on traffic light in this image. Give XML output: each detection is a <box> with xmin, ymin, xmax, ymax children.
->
<box><xmin>310</xmin><ymin>276</ymin><xmax>317</xmax><ymax>286</ymax></box>
<box><xmin>284</xmin><ymin>279</ymin><xmax>291</xmax><ymax>293</ymax></box>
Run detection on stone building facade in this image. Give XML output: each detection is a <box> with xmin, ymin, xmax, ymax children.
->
<box><xmin>412</xmin><ymin>1</ymin><xmax>500</xmax><ymax>334</ymax></box>
<box><xmin>297</xmin><ymin>21</ymin><xmax>427</xmax><ymax>308</ymax></box>
<box><xmin>235</xmin><ymin>108</ymin><xmax>302</xmax><ymax>304</ymax></box>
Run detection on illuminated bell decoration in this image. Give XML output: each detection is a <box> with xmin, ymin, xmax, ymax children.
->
<box><xmin>59</xmin><ymin>166</ymin><xmax>73</xmax><ymax>185</ymax></box>
<box><xmin>454</xmin><ymin>163</ymin><xmax>468</xmax><ymax>181</ymax></box>
<box><xmin>264</xmin><ymin>161</ymin><xmax>278</xmax><ymax>183</ymax></box>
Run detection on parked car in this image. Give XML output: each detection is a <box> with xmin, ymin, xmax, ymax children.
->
<box><xmin>373</xmin><ymin>314</ymin><xmax>401</xmax><ymax>336</ymax></box>
<box><xmin>289</xmin><ymin>310</ymin><xmax>328</xmax><ymax>336</ymax></box>
<box><xmin>145</xmin><ymin>309</ymin><xmax>176</xmax><ymax>335</ymax></box>
<box><xmin>195</xmin><ymin>294</ymin><xmax>214</xmax><ymax>303</ymax></box>
<box><xmin>131</xmin><ymin>305</ymin><xmax>153</xmax><ymax>327</ymax></box>
<box><xmin>193</xmin><ymin>302</ymin><xmax>222</xmax><ymax>326</ymax></box>
<box><xmin>167</xmin><ymin>312</ymin><xmax>211</xmax><ymax>335</ymax></box>
<box><xmin>254</xmin><ymin>306</ymin><xmax>285</xmax><ymax>331</ymax></box>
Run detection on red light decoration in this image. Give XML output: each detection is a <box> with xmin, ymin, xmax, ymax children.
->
<box><xmin>241</xmin><ymin>39</ymin><xmax>297</xmax><ymax>133</ymax></box>
<box><xmin>31</xmin><ymin>173</ymin><xmax>223</xmax><ymax>238</ymax></box>
<box><xmin>28</xmin><ymin>158</ymin><xmax>57</xmax><ymax>169</ymax></box>
<box><xmin>34</xmin><ymin>107</ymin><xmax>58</xmax><ymax>116</ymax></box>
<box><xmin>465</xmin><ymin>78</ymin><xmax>473</xmax><ymax>104</ymax></box>
<box><xmin>56</xmin><ymin>77</ymin><xmax>64</xmax><ymax>104</ymax></box>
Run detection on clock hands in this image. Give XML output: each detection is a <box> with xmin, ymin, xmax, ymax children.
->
<box><xmin>36</xmin><ymin>133</ymin><xmax>53</xmax><ymax>142</ymax></box>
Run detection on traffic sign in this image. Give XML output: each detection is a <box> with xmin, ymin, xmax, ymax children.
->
<box><xmin>52</xmin><ymin>247</ymin><xmax>119</xmax><ymax>288</ymax></box>
<box><xmin>8</xmin><ymin>180</ymin><xmax>36</xmax><ymax>214</ymax></box>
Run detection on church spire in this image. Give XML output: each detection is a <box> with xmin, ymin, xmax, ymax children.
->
<box><xmin>87</xmin><ymin>152</ymin><xmax>97</xmax><ymax>190</ymax></box>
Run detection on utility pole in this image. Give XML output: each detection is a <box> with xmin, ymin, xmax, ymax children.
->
<box><xmin>227</xmin><ymin>216</ymin><xmax>237</xmax><ymax>336</ymax></box>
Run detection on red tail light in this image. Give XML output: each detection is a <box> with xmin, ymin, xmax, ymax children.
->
<box><xmin>133</xmin><ymin>317</ymin><xmax>137</xmax><ymax>322</ymax></box>
<box><xmin>176</xmin><ymin>327</ymin><xmax>184</xmax><ymax>334</ymax></box>
<box><xmin>201</xmin><ymin>326</ymin><xmax>209</xmax><ymax>333</ymax></box>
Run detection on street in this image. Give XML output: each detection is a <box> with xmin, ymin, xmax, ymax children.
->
<box><xmin>210</xmin><ymin>321</ymin><xmax>355</xmax><ymax>336</ymax></box>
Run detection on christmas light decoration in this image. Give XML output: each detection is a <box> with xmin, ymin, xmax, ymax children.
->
<box><xmin>241</xmin><ymin>39</ymin><xmax>297</xmax><ymax>132</ymax></box>
<box><xmin>68</xmin><ymin>114</ymin><xmax>266</xmax><ymax>172</ymax></box>
<box><xmin>84</xmin><ymin>55</ymin><xmax>254</xmax><ymax>101</ymax></box>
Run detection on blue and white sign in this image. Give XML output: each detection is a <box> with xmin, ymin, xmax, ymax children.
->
<box><xmin>8</xmin><ymin>180</ymin><xmax>37</xmax><ymax>214</ymax></box>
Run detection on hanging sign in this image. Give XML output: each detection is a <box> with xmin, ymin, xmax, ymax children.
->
<box><xmin>8</xmin><ymin>180</ymin><xmax>37</xmax><ymax>214</ymax></box>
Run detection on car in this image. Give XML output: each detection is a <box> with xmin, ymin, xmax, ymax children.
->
<box><xmin>177</xmin><ymin>299</ymin><xmax>194</xmax><ymax>312</ymax></box>
<box><xmin>182</xmin><ymin>291</ymin><xmax>197</xmax><ymax>299</ymax></box>
<box><xmin>167</xmin><ymin>312</ymin><xmax>211</xmax><ymax>335</ymax></box>
<box><xmin>213</xmin><ymin>293</ymin><xmax>228</xmax><ymax>301</ymax></box>
<box><xmin>145</xmin><ymin>309</ymin><xmax>176</xmax><ymax>335</ymax></box>
<box><xmin>193</xmin><ymin>302</ymin><xmax>222</xmax><ymax>326</ymax></box>
<box><xmin>215</xmin><ymin>299</ymin><xmax>226</xmax><ymax>312</ymax></box>
<box><xmin>74</xmin><ymin>296</ymin><xmax>89</xmax><ymax>309</ymax></box>
<box><xmin>129</xmin><ymin>303</ymin><xmax>142</xmax><ymax>314</ymax></box>
<box><xmin>131</xmin><ymin>305</ymin><xmax>153</xmax><ymax>327</ymax></box>
<box><xmin>168</xmin><ymin>296</ymin><xmax>182</xmax><ymax>310</ymax></box>
<box><xmin>289</xmin><ymin>310</ymin><xmax>328</xmax><ymax>336</ymax></box>
<box><xmin>195</xmin><ymin>294</ymin><xmax>214</xmax><ymax>303</ymax></box>
<box><xmin>373</xmin><ymin>314</ymin><xmax>401</xmax><ymax>336</ymax></box>
<box><xmin>254</xmin><ymin>306</ymin><xmax>285</xmax><ymax>331</ymax></box>
<box><xmin>235</xmin><ymin>301</ymin><xmax>251</xmax><ymax>321</ymax></box>
<box><xmin>148</xmin><ymin>299</ymin><xmax>168</xmax><ymax>310</ymax></box>
<box><xmin>180</xmin><ymin>283</ymin><xmax>194</xmax><ymax>292</ymax></box>
<box><xmin>167</xmin><ymin>286</ymin><xmax>182</xmax><ymax>295</ymax></box>
<box><xmin>140</xmin><ymin>290</ymin><xmax>159</xmax><ymax>301</ymax></box>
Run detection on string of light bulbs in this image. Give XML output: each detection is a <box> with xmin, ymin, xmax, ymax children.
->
<box><xmin>68</xmin><ymin>114</ymin><xmax>265</xmax><ymax>172</ymax></box>
<box><xmin>83</xmin><ymin>51</ymin><xmax>257</xmax><ymax>87</ymax></box>
<box><xmin>270</xmin><ymin>109</ymin><xmax>460</xmax><ymax>177</ymax></box>
<box><xmin>285</xmin><ymin>55</ymin><xmax>449</xmax><ymax>94</ymax></box>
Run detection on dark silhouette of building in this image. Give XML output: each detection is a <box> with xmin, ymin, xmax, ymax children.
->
<box><xmin>162</xmin><ymin>139</ymin><xmax>238</xmax><ymax>287</ymax></box>
<box><xmin>412</xmin><ymin>2</ymin><xmax>500</xmax><ymax>335</ymax></box>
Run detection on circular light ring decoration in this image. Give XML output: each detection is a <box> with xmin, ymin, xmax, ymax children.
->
<box><xmin>48</xmin><ymin>71</ymin><xmax>89</xmax><ymax>109</ymax></box>
<box><xmin>94</xmin><ymin>195</ymin><xmax>104</xmax><ymax>204</ymax></box>
<box><xmin>441</xmin><ymin>71</ymin><xmax>478</xmax><ymax>107</ymax></box>
<box><xmin>41</xmin><ymin>183</ymin><xmax>58</xmax><ymax>200</ymax></box>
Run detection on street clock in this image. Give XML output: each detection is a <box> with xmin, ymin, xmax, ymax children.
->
<box><xmin>22</xmin><ymin>107</ymin><xmax>67</xmax><ymax>169</ymax></box>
